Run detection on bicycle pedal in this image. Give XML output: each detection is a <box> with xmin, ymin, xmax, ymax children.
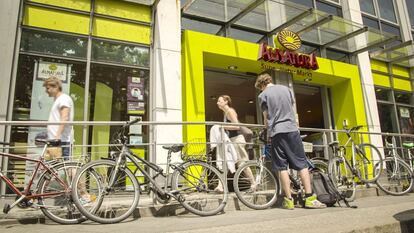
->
<box><xmin>3</xmin><ymin>204</ymin><xmax>11</xmax><ymax>214</ymax></box>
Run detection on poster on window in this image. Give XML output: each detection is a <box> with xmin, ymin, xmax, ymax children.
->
<box><xmin>26</xmin><ymin>61</ymin><xmax>71</xmax><ymax>184</ymax></box>
<box><xmin>400</xmin><ymin>107</ymin><xmax>410</xmax><ymax>118</ymax></box>
<box><xmin>127</xmin><ymin>76</ymin><xmax>144</xmax><ymax>101</ymax></box>
<box><xmin>127</xmin><ymin>102</ymin><xmax>145</xmax><ymax>114</ymax></box>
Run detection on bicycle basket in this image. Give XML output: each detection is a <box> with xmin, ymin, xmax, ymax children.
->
<box><xmin>181</xmin><ymin>138</ymin><xmax>207</xmax><ymax>161</ymax></box>
<box><xmin>303</xmin><ymin>142</ymin><xmax>313</xmax><ymax>153</ymax></box>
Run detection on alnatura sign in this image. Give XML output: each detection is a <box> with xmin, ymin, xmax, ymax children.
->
<box><xmin>258</xmin><ymin>29</ymin><xmax>319</xmax><ymax>70</ymax></box>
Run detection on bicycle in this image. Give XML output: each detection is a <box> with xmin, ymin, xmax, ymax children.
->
<box><xmin>374</xmin><ymin>136</ymin><xmax>413</xmax><ymax>196</ymax></box>
<box><xmin>232</xmin><ymin>130</ymin><xmax>328</xmax><ymax>210</ymax></box>
<box><xmin>328</xmin><ymin>125</ymin><xmax>384</xmax><ymax>202</ymax></box>
<box><xmin>0</xmin><ymin>140</ymin><xmax>85</xmax><ymax>224</ymax></box>
<box><xmin>71</xmin><ymin>119</ymin><xmax>228</xmax><ymax>224</ymax></box>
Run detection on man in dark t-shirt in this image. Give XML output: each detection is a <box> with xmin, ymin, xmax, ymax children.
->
<box><xmin>255</xmin><ymin>72</ymin><xmax>326</xmax><ymax>210</ymax></box>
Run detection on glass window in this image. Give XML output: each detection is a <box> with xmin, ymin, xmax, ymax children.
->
<box><xmin>359</xmin><ymin>0</ymin><xmax>376</xmax><ymax>15</ymax></box>
<box><xmin>11</xmin><ymin>54</ymin><xmax>86</xmax><ymax>187</ymax></box>
<box><xmin>228</xmin><ymin>28</ymin><xmax>263</xmax><ymax>43</ymax></box>
<box><xmin>316</xmin><ymin>1</ymin><xmax>342</xmax><ymax>17</ymax></box>
<box><xmin>381</xmin><ymin>22</ymin><xmax>401</xmax><ymax>37</ymax></box>
<box><xmin>398</xmin><ymin>107</ymin><xmax>414</xmax><ymax>134</ymax></box>
<box><xmin>394</xmin><ymin>91</ymin><xmax>413</xmax><ymax>105</ymax></box>
<box><xmin>182</xmin><ymin>17</ymin><xmax>222</xmax><ymax>35</ymax></box>
<box><xmin>362</xmin><ymin>16</ymin><xmax>380</xmax><ymax>29</ymax></box>
<box><xmin>377</xmin><ymin>0</ymin><xmax>397</xmax><ymax>23</ymax></box>
<box><xmin>375</xmin><ymin>87</ymin><xmax>392</xmax><ymax>101</ymax></box>
<box><xmin>378</xmin><ymin>103</ymin><xmax>398</xmax><ymax>133</ymax></box>
<box><xmin>88</xmin><ymin>64</ymin><xmax>149</xmax><ymax>159</ymax></box>
<box><xmin>20</xmin><ymin>29</ymin><xmax>87</xmax><ymax>58</ymax></box>
<box><xmin>290</xmin><ymin>0</ymin><xmax>314</xmax><ymax>8</ymax></box>
<box><xmin>406</xmin><ymin>0</ymin><xmax>414</xmax><ymax>29</ymax></box>
<box><xmin>297</xmin><ymin>43</ymin><xmax>320</xmax><ymax>56</ymax></box>
<box><xmin>326</xmin><ymin>49</ymin><xmax>348</xmax><ymax>62</ymax></box>
<box><xmin>92</xmin><ymin>39</ymin><xmax>149</xmax><ymax>67</ymax></box>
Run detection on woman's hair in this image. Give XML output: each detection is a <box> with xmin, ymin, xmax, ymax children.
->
<box><xmin>255</xmin><ymin>72</ymin><xmax>272</xmax><ymax>90</ymax></box>
<box><xmin>219</xmin><ymin>95</ymin><xmax>232</xmax><ymax>107</ymax></box>
<box><xmin>43</xmin><ymin>76</ymin><xmax>63</xmax><ymax>91</ymax></box>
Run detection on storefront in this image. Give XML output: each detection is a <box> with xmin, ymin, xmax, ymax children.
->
<box><xmin>182</xmin><ymin>29</ymin><xmax>368</xmax><ymax>146</ymax></box>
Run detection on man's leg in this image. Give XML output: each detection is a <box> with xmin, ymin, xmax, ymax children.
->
<box><xmin>280</xmin><ymin>170</ymin><xmax>291</xmax><ymax>198</ymax></box>
<box><xmin>298</xmin><ymin>167</ymin><xmax>312</xmax><ymax>194</ymax></box>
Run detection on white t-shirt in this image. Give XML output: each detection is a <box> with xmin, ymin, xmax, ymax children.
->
<box><xmin>47</xmin><ymin>93</ymin><xmax>74</xmax><ymax>142</ymax></box>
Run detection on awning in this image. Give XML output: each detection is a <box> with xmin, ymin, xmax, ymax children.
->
<box><xmin>370</xmin><ymin>40</ymin><xmax>414</xmax><ymax>67</ymax></box>
<box><xmin>181</xmin><ymin>0</ymin><xmax>397</xmax><ymax>54</ymax></box>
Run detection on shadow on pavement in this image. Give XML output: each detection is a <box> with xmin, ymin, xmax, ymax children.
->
<box><xmin>393</xmin><ymin>209</ymin><xmax>414</xmax><ymax>233</ymax></box>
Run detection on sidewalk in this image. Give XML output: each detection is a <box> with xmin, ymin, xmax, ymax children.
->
<box><xmin>0</xmin><ymin>192</ymin><xmax>413</xmax><ymax>233</ymax></box>
<box><xmin>0</xmin><ymin>188</ymin><xmax>414</xmax><ymax>228</ymax></box>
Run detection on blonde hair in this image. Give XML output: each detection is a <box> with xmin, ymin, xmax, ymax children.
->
<box><xmin>255</xmin><ymin>72</ymin><xmax>273</xmax><ymax>90</ymax></box>
<box><xmin>219</xmin><ymin>95</ymin><xmax>232</xmax><ymax>107</ymax></box>
<box><xmin>43</xmin><ymin>76</ymin><xmax>62</xmax><ymax>91</ymax></box>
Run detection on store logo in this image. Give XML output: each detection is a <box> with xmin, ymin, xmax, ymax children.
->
<box><xmin>258</xmin><ymin>29</ymin><xmax>318</xmax><ymax>70</ymax></box>
<box><xmin>275</xmin><ymin>30</ymin><xmax>302</xmax><ymax>51</ymax></box>
<box><xmin>49</xmin><ymin>64</ymin><xmax>58</xmax><ymax>71</ymax></box>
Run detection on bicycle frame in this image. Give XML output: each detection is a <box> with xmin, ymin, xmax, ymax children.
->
<box><xmin>0</xmin><ymin>144</ymin><xmax>70</xmax><ymax>207</ymax></box>
<box><xmin>112</xmin><ymin>144</ymin><xmax>201</xmax><ymax>200</ymax></box>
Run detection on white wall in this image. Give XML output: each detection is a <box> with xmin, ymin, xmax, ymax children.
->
<box><xmin>151</xmin><ymin>0</ymin><xmax>182</xmax><ymax>166</ymax></box>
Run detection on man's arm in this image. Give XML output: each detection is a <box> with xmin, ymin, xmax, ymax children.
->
<box><xmin>55</xmin><ymin>106</ymin><xmax>70</xmax><ymax>140</ymax></box>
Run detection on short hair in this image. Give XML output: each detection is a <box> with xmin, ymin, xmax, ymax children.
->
<box><xmin>43</xmin><ymin>76</ymin><xmax>62</xmax><ymax>91</ymax></box>
<box><xmin>255</xmin><ymin>72</ymin><xmax>273</xmax><ymax>90</ymax></box>
<box><xmin>219</xmin><ymin>95</ymin><xmax>232</xmax><ymax>107</ymax></box>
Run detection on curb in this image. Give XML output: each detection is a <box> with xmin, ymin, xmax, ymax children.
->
<box><xmin>0</xmin><ymin>186</ymin><xmax>388</xmax><ymax>226</ymax></box>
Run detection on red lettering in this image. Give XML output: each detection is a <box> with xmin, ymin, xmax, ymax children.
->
<box><xmin>310</xmin><ymin>53</ymin><xmax>319</xmax><ymax>70</ymax></box>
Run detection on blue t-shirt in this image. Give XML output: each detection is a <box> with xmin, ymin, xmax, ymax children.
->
<box><xmin>258</xmin><ymin>84</ymin><xmax>298</xmax><ymax>137</ymax></box>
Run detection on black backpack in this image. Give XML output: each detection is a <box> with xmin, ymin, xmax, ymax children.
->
<box><xmin>311</xmin><ymin>170</ymin><xmax>357</xmax><ymax>208</ymax></box>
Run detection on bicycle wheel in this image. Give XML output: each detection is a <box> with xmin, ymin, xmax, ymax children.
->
<box><xmin>328</xmin><ymin>157</ymin><xmax>356</xmax><ymax>202</ymax></box>
<box><xmin>355</xmin><ymin>143</ymin><xmax>384</xmax><ymax>183</ymax></box>
<box><xmin>37</xmin><ymin>161</ymin><xmax>86</xmax><ymax>224</ymax></box>
<box><xmin>310</xmin><ymin>159</ymin><xmax>328</xmax><ymax>173</ymax></box>
<box><xmin>72</xmin><ymin>159</ymin><xmax>140</xmax><ymax>224</ymax></box>
<box><xmin>233</xmin><ymin>160</ymin><xmax>279</xmax><ymax>210</ymax></box>
<box><xmin>171</xmin><ymin>160</ymin><xmax>227</xmax><ymax>216</ymax></box>
<box><xmin>375</xmin><ymin>157</ymin><xmax>413</xmax><ymax>196</ymax></box>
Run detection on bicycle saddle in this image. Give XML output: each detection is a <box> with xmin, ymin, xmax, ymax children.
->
<box><xmin>35</xmin><ymin>139</ymin><xmax>61</xmax><ymax>147</ymax></box>
<box><xmin>162</xmin><ymin>144</ymin><xmax>185</xmax><ymax>153</ymax></box>
<box><xmin>403</xmin><ymin>142</ymin><xmax>414</xmax><ymax>149</ymax></box>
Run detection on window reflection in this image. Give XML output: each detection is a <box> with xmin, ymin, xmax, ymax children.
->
<box><xmin>377</xmin><ymin>0</ymin><xmax>397</xmax><ymax>23</ymax></box>
<box><xmin>20</xmin><ymin>29</ymin><xmax>87</xmax><ymax>58</ymax></box>
<box><xmin>92</xmin><ymin>40</ymin><xmax>149</xmax><ymax>67</ymax></box>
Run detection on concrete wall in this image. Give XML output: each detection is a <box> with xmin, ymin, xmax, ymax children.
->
<box><xmin>151</xmin><ymin>0</ymin><xmax>182</xmax><ymax>166</ymax></box>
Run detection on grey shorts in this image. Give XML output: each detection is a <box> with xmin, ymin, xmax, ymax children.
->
<box><xmin>269</xmin><ymin>131</ymin><xmax>308</xmax><ymax>171</ymax></box>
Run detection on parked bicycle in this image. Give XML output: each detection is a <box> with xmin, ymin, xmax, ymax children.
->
<box><xmin>232</xmin><ymin>129</ymin><xmax>328</xmax><ymax>210</ymax></box>
<box><xmin>71</xmin><ymin>119</ymin><xmax>228</xmax><ymax>224</ymax></box>
<box><xmin>328</xmin><ymin>125</ymin><xmax>384</xmax><ymax>201</ymax></box>
<box><xmin>0</xmin><ymin>140</ymin><xmax>84</xmax><ymax>224</ymax></box>
<box><xmin>374</xmin><ymin>136</ymin><xmax>413</xmax><ymax>196</ymax></box>
<box><xmin>400</xmin><ymin>141</ymin><xmax>414</xmax><ymax>170</ymax></box>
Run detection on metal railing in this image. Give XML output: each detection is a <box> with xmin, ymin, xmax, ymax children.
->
<box><xmin>1</xmin><ymin>120</ymin><xmax>414</xmax><ymax>196</ymax></box>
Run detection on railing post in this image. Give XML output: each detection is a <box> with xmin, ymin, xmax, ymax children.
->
<box><xmin>219</xmin><ymin>126</ymin><xmax>228</xmax><ymax>190</ymax></box>
<box><xmin>322</xmin><ymin>132</ymin><xmax>328</xmax><ymax>160</ymax></box>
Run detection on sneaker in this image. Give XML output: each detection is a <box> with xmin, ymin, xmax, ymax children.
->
<box><xmin>282</xmin><ymin>197</ymin><xmax>294</xmax><ymax>210</ymax></box>
<box><xmin>79</xmin><ymin>194</ymin><xmax>96</xmax><ymax>205</ymax></box>
<box><xmin>304</xmin><ymin>194</ymin><xmax>327</xmax><ymax>209</ymax></box>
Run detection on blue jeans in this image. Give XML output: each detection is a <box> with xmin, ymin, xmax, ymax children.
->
<box><xmin>61</xmin><ymin>141</ymin><xmax>71</xmax><ymax>160</ymax></box>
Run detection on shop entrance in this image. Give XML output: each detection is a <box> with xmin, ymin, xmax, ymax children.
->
<box><xmin>204</xmin><ymin>69</ymin><xmax>328</xmax><ymax>128</ymax></box>
<box><xmin>204</xmin><ymin>69</ymin><xmax>258</xmax><ymax>124</ymax></box>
